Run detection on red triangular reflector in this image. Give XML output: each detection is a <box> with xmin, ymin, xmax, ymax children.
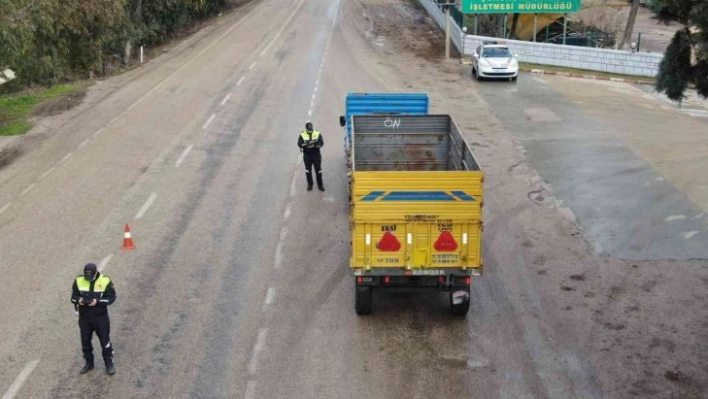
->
<box><xmin>434</xmin><ymin>231</ymin><xmax>458</xmax><ymax>251</ymax></box>
<box><xmin>377</xmin><ymin>231</ymin><xmax>401</xmax><ymax>251</ymax></box>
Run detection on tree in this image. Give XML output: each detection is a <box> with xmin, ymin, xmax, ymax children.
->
<box><xmin>649</xmin><ymin>0</ymin><xmax>708</xmax><ymax>101</ymax></box>
<box><xmin>619</xmin><ymin>0</ymin><xmax>641</xmax><ymax>49</ymax></box>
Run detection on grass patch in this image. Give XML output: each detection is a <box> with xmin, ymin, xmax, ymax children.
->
<box><xmin>519</xmin><ymin>62</ymin><xmax>657</xmax><ymax>83</ymax></box>
<box><xmin>0</xmin><ymin>84</ymin><xmax>81</xmax><ymax>136</ymax></box>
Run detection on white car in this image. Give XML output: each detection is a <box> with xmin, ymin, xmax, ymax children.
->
<box><xmin>471</xmin><ymin>43</ymin><xmax>519</xmax><ymax>82</ymax></box>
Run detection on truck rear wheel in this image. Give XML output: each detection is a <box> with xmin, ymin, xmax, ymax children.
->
<box><xmin>355</xmin><ymin>285</ymin><xmax>373</xmax><ymax>315</ymax></box>
<box><xmin>450</xmin><ymin>287</ymin><xmax>471</xmax><ymax>316</ymax></box>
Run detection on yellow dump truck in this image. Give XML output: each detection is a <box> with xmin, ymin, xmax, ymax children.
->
<box><xmin>340</xmin><ymin>109</ymin><xmax>484</xmax><ymax>316</ymax></box>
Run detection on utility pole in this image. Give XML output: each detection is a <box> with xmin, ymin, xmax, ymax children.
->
<box><xmin>445</xmin><ymin>5</ymin><xmax>451</xmax><ymax>58</ymax></box>
<box><xmin>620</xmin><ymin>0</ymin><xmax>641</xmax><ymax>50</ymax></box>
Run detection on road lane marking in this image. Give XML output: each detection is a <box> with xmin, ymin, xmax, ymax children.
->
<box><xmin>175</xmin><ymin>145</ymin><xmax>193</xmax><ymax>168</ymax></box>
<box><xmin>93</xmin><ymin>127</ymin><xmax>106</xmax><ymax>137</ymax></box>
<box><xmin>665</xmin><ymin>215</ymin><xmax>686</xmax><ymax>222</ymax></box>
<box><xmin>135</xmin><ymin>193</ymin><xmax>157</xmax><ymax>220</ymax></box>
<box><xmin>202</xmin><ymin>114</ymin><xmax>216</xmax><ymax>130</ymax></box>
<box><xmin>20</xmin><ymin>183</ymin><xmax>36</xmax><ymax>197</ymax></box>
<box><xmin>60</xmin><ymin>153</ymin><xmax>73</xmax><ymax>163</ymax></box>
<box><xmin>274</xmin><ymin>242</ymin><xmax>283</xmax><ymax>268</ymax></box>
<box><xmin>245</xmin><ymin>380</ymin><xmax>257</xmax><ymax>399</ymax></box>
<box><xmin>264</xmin><ymin>287</ymin><xmax>275</xmax><ymax>307</ymax></box>
<box><xmin>109</xmin><ymin>116</ymin><xmax>120</xmax><ymax>124</ymax></box>
<box><xmin>220</xmin><ymin>93</ymin><xmax>232</xmax><ymax>105</ymax></box>
<box><xmin>249</xmin><ymin>62</ymin><xmax>256</xmax><ymax>70</ymax></box>
<box><xmin>248</xmin><ymin>329</ymin><xmax>267</xmax><ymax>374</ymax></box>
<box><xmin>98</xmin><ymin>254</ymin><xmax>114</xmax><ymax>273</ymax></box>
<box><xmin>0</xmin><ymin>203</ymin><xmax>11</xmax><ymax>215</ymax></box>
<box><xmin>3</xmin><ymin>360</ymin><xmax>39</xmax><ymax>399</ymax></box>
<box><xmin>237</xmin><ymin>76</ymin><xmax>245</xmax><ymax>86</ymax></box>
<box><xmin>39</xmin><ymin>167</ymin><xmax>56</xmax><ymax>180</ymax></box>
<box><xmin>259</xmin><ymin>0</ymin><xmax>305</xmax><ymax>57</ymax></box>
<box><xmin>279</xmin><ymin>227</ymin><xmax>287</xmax><ymax>240</ymax></box>
<box><xmin>78</xmin><ymin>139</ymin><xmax>89</xmax><ymax>150</ymax></box>
<box><xmin>683</xmin><ymin>231</ymin><xmax>700</xmax><ymax>239</ymax></box>
<box><xmin>283</xmin><ymin>204</ymin><xmax>291</xmax><ymax>220</ymax></box>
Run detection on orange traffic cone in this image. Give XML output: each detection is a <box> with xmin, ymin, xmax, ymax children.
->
<box><xmin>122</xmin><ymin>224</ymin><xmax>135</xmax><ymax>250</ymax></box>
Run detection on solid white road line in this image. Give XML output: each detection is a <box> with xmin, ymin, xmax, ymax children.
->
<box><xmin>0</xmin><ymin>203</ymin><xmax>11</xmax><ymax>215</ymax></box>
<box><xmin>2</xmin><ymin>360</ymin><xmax>39</xmax><ymax>399</ymax></box>
<box><xmin>259</xmin><ymin>0</ymin><xmax>306</xmax><ymax>57</ymax></box>
<box><xmin>135</xmin><ymin>193</ymin><xmax>158</xmax><ymax>220</ymax></box>
<box><xmin>248</xmin><ymin>329</ymin><xmax>267</xmax><ymax>374</ymax></box>
<box><xmin>20</xmin><ymin>183</ymin><xmax>36</xmax><ymax>197</ymax></box>
<box><xmin>202</xmin><ymin>114</ymin><xmax>216</xmax><ymax>130</ymax></box>
<box><xmin>237</xmin><ymin>76</ymin><xmax>245</xmax><ymax>86</ymax></box>
<box><xmin>39</xmin><ymin>167</ymin><xmax>56</xmax><ymax>180</ymax></box>
<box><xmin>175</xmin><ymin>145</ymin><xmax>194</xmax><ymax>168</ymax></box>
<box><xmin>98</xmin><ymin>254</ymin><xmax>114</xmax><ymax>273</ymax></box>
<box><xmin>220</xmin><ymin>93</ymin><xmax>232</xmax><ymax>105</ymax></box>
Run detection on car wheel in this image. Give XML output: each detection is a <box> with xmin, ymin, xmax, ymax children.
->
<box><xmin>511</xmin><ymin>76</ymin><xmax>517</xmax><ymax>82</ymax></box>
<box><xmin>475</xmin><ymin>68</ymin><xmax>482</xmax><ymax>81</ymax></box>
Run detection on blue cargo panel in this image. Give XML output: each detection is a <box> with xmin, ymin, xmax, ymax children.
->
<box><xmin>344</xmin><ymin>93</ymin><xmax>429</xmax><ymax>139</ymax></box>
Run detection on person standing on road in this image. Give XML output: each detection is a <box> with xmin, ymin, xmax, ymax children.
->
<box><xmin>298</xmin><ymin>121</ymin><xmax>325</xmax><ymax>192</ymax></box>
<box><xmin>71</xmin><ymin>263</ymin><xmax>117</xmax><ymax>375</ymax></box>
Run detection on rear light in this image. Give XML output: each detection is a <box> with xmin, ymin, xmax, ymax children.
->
<box><xmin>357</xmin><ymin>276</ymin><xmax>363</xmax><ymax>284</ymax></box>
<box><xmin>384</xmin><ymin>276</ymin><xmax>391</xmax><ymax>284</ymax></box>
<box><xmin>377</xmin><ymin>232</ymin><xmax>401</xmax><ymax>251</ymax></box>
<box><xmin>434</xmin><ymin>231</ymin><xmax>458</xmax><ymax>251</ymax></box>
<box><xmin>465</xmin><ymin>277</ymin><xmax>471</xmax><ymax>285</ymax></box>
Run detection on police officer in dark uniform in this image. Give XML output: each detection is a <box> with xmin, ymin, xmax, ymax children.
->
<box><xmin>298</xmin><ymin>121</ymin><xmax>325</xmax><ymax>191</ymax></box>
<box><xmin>71</xmin><ymin>263</ymin><xmax>117</xmax><ymax>375</ymax></box>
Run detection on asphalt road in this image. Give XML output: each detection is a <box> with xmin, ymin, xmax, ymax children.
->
<box><xmin>0</xmin><ymin>0</ymin><xmax>706</xmax><ymax>398</ymax></box>
<box><xmin>473</xmin><ymin>74</ymin><xmax>708</xmax><ymax>260</ymax></box>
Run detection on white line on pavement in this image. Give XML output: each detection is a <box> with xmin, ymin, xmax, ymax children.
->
<box><xmin>259</xmin><ymin>0</ymin><xmax>305</xmax><ymax>57</ymax></box>
<box><xmin>135</xmin><ymin>193</ymin><xmax>157</xmax><ymax>220</ymax></box>
<box><xmin>202</xmin><ymin>114</ymin><xmax>216</xmax><ymax>130</ymax></box>
<box><xmin>245</xmin><ymin>380</ymin><xmax>257</xmax><ymax>399</ymax></box>
<box><xmin>274</xmin><ymin>242</ymin><xmax>283</xmax><ymax>268</ymax></box>
<box><xmin>78</xmin><ymin>139</ymin><xmax>89</xmax><ymax>150</ymax></box>
<box><xmin>20</xmin><ymin>183</ymin><xmax>36</xmax><ymax>197</ymax></box>
<box><xmin>109</xmin><ymin>116</ymin><xmax>120</xmax><ymax>124</ymax></box>
<box><xmin>98</xmin><ymin>254</ymin><xmax>114</xmax><ymax>273</ymax></box>
<box><xmin>249</xmin><ymin>62</ymin><xmax>256</xmax><ymax>70</ymax></box>
<box><xmin>93</xmin><ymin>127</ymin><xmax>106</xmax><ymax>137</ymax></box>
<box><xmin>39</xmin><ymin>167</ymin><xmax>56</xmax><ymax>180</ymax></box>
<box><xmin>279</xmin><ymin>227</ymin><xmax>288</xmax><ymax>240</ymax></box>
<box><xmin>60</xmin><ymin>153</ymin><xmax>73</xmax><ymax>163</ymax></box>
<box><xmin>283</xmin><ymin>204</ymin><xmax>291</xmax><ymax>220</ymax></box>
<box><xmin>175</xmin><ymin>145</ymin><xmax>194</xmax><ymax>168</ymax></box>
<box><xmin>220</xmin><ymin>93</ymin><xmax>232</xmax><ymax>105</ymax></box>
<box><xmin>264</xmin><ymin>287</ymin><xmax>275</xmax><ymax>307</ymax></box>
<box><xmin>237</xmin><ymin>76</ymin><xmax>245</xmax><ymax>86</ymax></box>
<box><xmin>2</xmin><ymin>360</ymin><xmax>39</xmax><ymax>399</ymax></box>
<box><xmin>683</xmin><ymin>231</ymin><xmax>700</xmax><ymax>239</ymax></box>
<box><xmin>0</xmin><ymin>203</ymin><xmax>11</xmax><ymax>215</ymax></box>
<box><xmin>290</xmin><ymin>172</ymin><xmax>298</xmax><ymax>196</ymax></box>
<box><xmin>248</xmin><ymin>329</ymin><xmax>267</xmax><ymax>374</ymax></box>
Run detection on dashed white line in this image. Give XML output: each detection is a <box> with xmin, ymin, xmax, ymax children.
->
<box><xmin>39</xmin><ymin>167</ymin><xmax>56</xmax><ymax>180</ymax></box>
<box><xmin>665</xmin><ymin>215</ymin><xmax>686</xmax><ymax>222</ymax></box>
<box><xmin>220</xmin><ymin>93</ymin><xmax>232</xmax><ymax>105</ymax></box>
<box><xmin>60</xmin><ymin>153</ymin><xmax>73</xmax><ymax>163</ymax></box>
<box><xmin>274</xmin><ymin>242</ymin><xmax>283</xmax><ymax>269</ymax></box>
<box><xmin>248</xmin><ymin>329</ymin><xmax>267</xmax><ymax>374</ymax></box>
<box><xmin>290</xmin><ymin>173</ymin><xmax>298</xmax><ymax>196</ymax></box>
<box><xmin>0</xmin><ymin>203</ymin><xmax>11</xmax><ymax>215</ymax></box>
<box><xmin>78</xmin><ymin>139</ymin><xmax>89</xmax><ymax>150</ymax></box>
<box><xmin>202</xmin><ymin>114</ymin><xmax>216</xmax><ymax>130</ymax></box>
<box><xmin>259</xmin><ymin>0</ymin><xmax>305</xmax><ymax>57</ymax></box>
<box><xmin>135</xmin><ymin>192</ymin><xmax>157</xmax><ymax>220</ymax></box>
<box><xmin>93</xmin><ymin>127</ymin><xmax>106</xmax><ymax>137</ymax></box>
<box><xmin>109</xmin><ymin>116</ymin><xmax>119</xmax><ymax>124</ymax></box>
<box><xmin>245</xmin><ymin>380</ymin><xmax>257</xmax><ymax>399</ymax></box>
<box><xmin>307</xmin><ymin>109</ymin><xmax>312</xmax><ymax>117</ymax></box>
<box><xmin>175</xmin><ymin>145</ymin><xmax>193</xmax><ymax>168</ymax></box>
<box><xmin>237</xmin><ymin>76</ymin><xmax>245</xmax><ymax>86</ymax></box>
<box><xmin>249</xmin><ymin>62</ymin><xmax>257</xmax><ymax>70</ymax></box>
<box><xmin>20</xmin><ymin>183</ymin><xmax>36</xmax><ymax>197</ymax></box>
<box><xmin>283</xmin><ymin>204</ymin><xmax>292</xmax><ymax>220</ymax></box>
<box><xmin>98</xmin><ymin>254</ymin><xmax>114</xmax><ymax>273</ymax></box>
<box><xmin>264</xmin><ymin>287</ymin><xmax>275</xmax><ymax>307</ymax></box>
<box><xmin>279</xmin><ymin>227</ymin><xmax>288</xmax><ymax>240</ymax></box>
<box><xmin>683</xmin><ymin>231</ymin><xmax>700</xmax><ymax>239</ymax></box>
<box><xmin>2</xmin><ymin>360</ymin><xmax>39</xmax><ymax>399</ymax></box>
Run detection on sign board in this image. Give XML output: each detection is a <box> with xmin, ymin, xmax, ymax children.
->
<box><xmin>460</xmin><ymin>0</ymin><xmax>582</xmax><ymax>13</ymax></box>
<box><xmin>0</xmin><ymin>68</ymin><xmax>16</xmax><ymax>85</ymax></box>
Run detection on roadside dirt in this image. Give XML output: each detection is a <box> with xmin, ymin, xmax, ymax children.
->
<box><xmin>31</xmin><ymin>89</ymin><xmax>87</xmax><ymax>118</ymax></box>
<box><xmin>353</xmin><ymin>0</ymin><xmax>707</xmax><ymax>398</ymax></box>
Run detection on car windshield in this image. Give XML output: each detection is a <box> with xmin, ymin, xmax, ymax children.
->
<box><xmin>482</xmin><ymin>47</ymin><xmax>511</xmax><ymax>58</ymax></box>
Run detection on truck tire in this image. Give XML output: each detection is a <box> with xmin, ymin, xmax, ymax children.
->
<box><xmin>355</xmin><ymin>285</ymin><xmax>373</xmax><ymax>315</ymax></box>
<box><xmin>450</xmin><ymin>287</ymin><xmax>471</xmax><ymax>316</ymax></box>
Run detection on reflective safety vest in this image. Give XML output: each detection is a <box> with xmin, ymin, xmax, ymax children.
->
<box><xmin>300</xmin><ymin>130</ymin><xmax>321</xmax><ymax>141</ymax></box>
<box><xmin>76</xmin><ymin>275</ymin><xmax>111</xmax><ymax>301</ymax></box>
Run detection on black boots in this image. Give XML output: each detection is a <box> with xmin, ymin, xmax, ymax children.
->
<box><xmin>105</xmin><ymin>359</ymin><xmax>116</xmax><ymax>375</ymax></box>
<box><xmin>307</xmin><ymin>184</ymin><xmax>313</xmax><ymax>191</ymax></box>
<box><xmin>79</xmin><ymin>362</ymin><xmax>94</xmax><ymax>374</ymax></box>
<box><xmin>318</xmin><ymin>186</ymin><xmax>325</xmax><ymax>192</ymax></box>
